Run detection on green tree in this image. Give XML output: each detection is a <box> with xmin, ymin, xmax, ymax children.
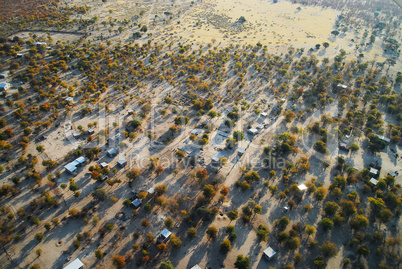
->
<box><xmin>187</xmin><ymin>227</ymin><xmax>197</xmax><ymax>239</ymax></box>
<box><xmin>350</xmin><ymin>214</ymin><xmax>369</xmax><ymax>229</ymax></box>
<box><xmin>203</xmin><ymin>184</ymin><xmax>216</xmax><ymax>199</ymax></box>
<box><xmin>220</xmin><ymin>239</ymin><xmax>232</xmax><ymax>253</ymax></box>
<box><xmin>126</xmin><ymin>168</ymin><xmax>140</xmax><ymax>181</ymax></box>
<box><xmin>340</xmin><ymin>199</ymin><xmax>357</xmax><ymax>215</ymax></box>
<box><xmin>269</xmin><ymin>185</ymin><xmax>278</xmax><ymax>195</ymax></box>
<box><xmin>287</xmin><ymin>237</ymin><xmax>301</xmax><ymax>250</ymax></box>
<box><xmin>159</xmin><ymin>261</ymin><xmax>174</xmax><ymax>269</ymax></box>
<box><xmin>95</xmin><ymin>249</ymin><xmax>103</xmax><ymax>259</ymax></box>
<box><xmin>219</xmin><ymin>157</ymin><xmax>228</xmax><ymax>166</ymax></box>
<box><xmin>323</xmin><ymin>201</ymin><xmax>339</xmax><ymax>216</ymax></box>
<box><xmin>35</xmin><ymin>233</ymin><xmax>44</xmax><ymax>242</ymax></box>
<box><xmin>256</xmin><ymin>225</ymin><xmax>269</xmax><ymax>241</ymax></box>
<box><xmin>368</xmin><ymin>197</ymin><xmax>386</xmax><ymax>214</ymax></box>
<box><xmin>320</xmin><ymin>241</ymin><xmax>338</xmax><ymax>257</ymax></box>
<box><xmin>314</xmin><ymin>187</ymin><xmax>328</xmax><ymax>201</ymax></box>
<box><xmin>254</xmin><ymin>205</ymin><xmax>262</xmax><ymax>215</ymax></box>
<box><xmin>350</xmin><ymin>143</ymin><xmax>360</xmax><ymax>152</ymax></box>
<box><xmin>91</xmin><ymin>189</ymin><xmax>108</xmax><ymax>201</ymax></box>
<box><xmin>319</xmin><ymin>218</ymin><xmax>334</xmax><ymax>230</ymax></box>
<box><xmin>226</xmin><ymin>138</ymin><xmax>236</xmax><ymax>149</ymax></box>
<box><xmin>206</xmin><ymin>226</ymin><xmax>218</xmax><ymax>240</ymax></box>
<box><xmin>284</xmin><ymin>110</ymin><xmax>296</xmax><ymax>123</ymax></box>
<box><xmin>208</xmin><ymin>110</ymin><xmax>218</xmax><ymax>119</ymax></box>
<box><xmin>234</xmin><ymin>255</ymin><xmax>250</xmax><ymax>269</ymax></box>
<box><xmin>227</xmin><ymin>210</ymin><xmax>239</xmax><ymax>222</ymax></box>
<box><xmin>170</xmin><ymin>234</ymin><xmax>182</xmax><ymax>248</ymax></box>
<box><xmin>164</xmin><ymin>217</ymin><xmax>174</xmax><ymax>228</ymax></box>
<box><xmin>378</xmin><ymin>209</ymin><xmax>392</xmax><ymax>223</ymax></box>
<box><xmin>244</xmin><ymin>171</ymin><xmax>260</xmax><ymax>182</ymax></box>
<box><xmin>357</xmin><ymin>244</ymin><xmax>370</xmax><ymax>257</ymax></box>
<box><xmin>278</xmin><ymin>216</ymin><xmax>290</xmax><ymax>229</ymax></box>
<box><xmin>305</xmin><ymin>225</ymin><xmax>316</xmax><ymax>237</ymax></box>
<box><xmin>155</xmin><ymin>184</ymin><xmax>167</xmax><ymax>196</ymax></box>
<box><xmin>233</xmin><ymin>130</ymin><xmax>244</xmax><ymax>142</ymax></box>
<box><xmin>36</xmin><ymin>145</ymin><xmax>45</xmax><ymax>153</ymax></box>
<box><xmin>314</xmin><ymin>140</ymin><xmax>326</xmax><ymax>154</ymax></box>
<box><xmin>175</xmin><ymin>150</ymin><xmax>185</xmax><ymax>160</ymax></box>
<box><xmin>174</xmin><ymin>116</ymin><xmax>190</xmax><ymax>125</ymax></box>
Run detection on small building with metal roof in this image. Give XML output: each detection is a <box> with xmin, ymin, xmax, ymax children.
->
<box><xmin>263</xmin><ymin>247</ymin><xmax>276</xmax><ymax>260</ymax></box>
<box><xmin>157</xmin><ymin>228</ymin><xmax>172</xmax><ymax>243</ymax></box>
<box><xmin>63</xmin><ymin>258</ymin><xmax>83</xmax><ymax>269</ymax></box>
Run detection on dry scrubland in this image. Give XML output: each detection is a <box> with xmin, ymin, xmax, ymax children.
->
<box><xmin>0</xmin><ymin>0</ymin><xmax>401</xmax><ymax>269</ymax></box>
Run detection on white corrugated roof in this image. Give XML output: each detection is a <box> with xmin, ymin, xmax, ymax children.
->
<box><xmin>298</xmin><ymin>184</ymin><xmax>307</xmax><ymax>191</ymax></box>
<box><xmin>161</xmin><ymin>228</ymin><xmax>171</xmax><ymax>238</ymax></box>
<box><xmin>63</xmin><ymin>258</ymin><xmax>83</xmax><ymax>269</ymax></box>
<box><xmin>263</xmin><ymin>247</ymin><xmax>276</xmax><ymax>258</ymax></box>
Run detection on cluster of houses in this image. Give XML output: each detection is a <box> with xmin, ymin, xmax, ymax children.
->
<box><xmin>368</xmin><ymin>162</ymin><xmax>399</xmax><ymax>186</ymax></box>
<box><xmin>63</xmin><ymin>243</ymin><xmax>276</xmax><ymax>269</ymax></box>
<box><xmin>0</xmin><ymin>72</ymin><xmax>11</xmax><ymax>92</ymax></box>
<box><xmin>64</xmin><ymin>156</ymin><xmax>87</xmax><ymax>174</ymax></box>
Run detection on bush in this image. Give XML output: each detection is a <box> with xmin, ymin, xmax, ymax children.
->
<box><xmin>314</xmin><ymin>187</ymin><xmax>327</xmax><ymax>201</ymax></box>
<box><xmin>164</xmin><ymin>217</ymin><xmax>174</xmax><ymax>228</ymax></box>
<box><xmin>34</xmin><ymin>233</ymin><xmax>44</xmax><ymax>242</ymax></box>
<box><xmin>233</xmin><ymin>130</ymin><xmax>244</xmax><ymax>141</ymax></box>
<box><xmin>256</xmin><ymin>225</ymin><xmax>269</xmax><ymax>241</ymax></box>
<box><xmin>287</xmin><ymin>237</ymin><xmax>300</xmax><ymax>250</ymax></box>
<box><xmin>206</xmin><ymin>226</ymin><xmax>218</xmax><ymax>239</ymax></box>
<box><xmin>294</xmin><ymin>253</ymin><xmax>302</xmax><ymax>264</ymax></box>
<box><xmin>95</xmin><ymin>249</ymin><xmax>103</xmax><ymax>259</ymax></box>
<box><xmin>313</xmin><ymin>256</ymin><xmax>327</xmax><ymax>269</ymax></box>
<box><xmin>170</xmin><ymin>234</ymin><xmax>182</xmax><ymax>248</ymax></box>
<box><xmin>244</xmin><ymin>171</ymin><xmax>260</xmax><ymax>182</ymax></box>
<box><xmin>234</xmin><ymin>255</ymin><xmax>250</xmax><ymax>269</ymax></box>
<box><xmin>141</xmin><ymin>219</ymin><xmax>150</xmax><ymax>227</ymax></box>
<box><xmin>308</xmin><ymin>238</ymin><xmax>318</xmax><ymax>248</ymax></box>
<box><xmin>144</xmin><ymin>203</ymin><xmax>152</xmax><ymax>211</ymax></box>
<box><xmin>278</xmin><ymin>231</ymin><xmax>289</xmax><ymax>242</ymax></box>
<box><xmin>126</xmin><ymin>168</ymin><xmax>140</xmax><ymax>181</ymax></box>
<box><xmin>159</xmin><ymin>261</ymin><xmax>174</xmax><ymax>269</ymax></box>
<box><xmin>187</xmin><ymin>227</ymin><xmax>197</xmax><ymax>239</ymax></box>
<box><xmin>112</xmin><ymin>255</ymin><xmax>126</xmax><ymax>268</ymax></box>
<box><xmin>278</xmin><ymin>216</ymin><xmax>290</xmax><ymax>229</ymax></box>
<box><xmin>320</xmin><ymin>241</ymin><xmax>338</xmax><ymax>257</ymax></box>
<box><xmin>220</xmin><ymin>239</ymin><xmax>232</xmax><ymax>253</ymax></box>
<box><xmin>357</xmin><ymin>244</ymin><xmax>370</xmax><ymax>257</ymax></box>
<box><xmin>319</xmin><ymin>218</ymin><xmax>334</xmax><ymax>230</ymax></box>
<box><xmin>350</xmin><ymin>214</ymin><xmax>369</xmax><ymax>230</ymax></box>
<box><xmin>203</xmin><ymin>184</ymin><xmax>216</xmax><ymax>198</ymax></box>
<box><xmin>229</xmin><ymin>232</ymin><xmax>237</xmax><ymax>241</ymax></box>
<box><xmin>91</xmin><ymin>189</ymin><xmax>108</xmax><ymax>201</ymax></box>
<box><xmin>323</xmin><ymin>201</ymin><xmax>339</xmax><ymax>216</ymax></box>
<box><xmin>73</xmin><ymin>240</ymin><xmax>81</xmax><ymax>248</ymax></box>
<box><xmin>227</xmin><ymin>210</ymin><xmax>239</xmax><ymax>221</ymax></box>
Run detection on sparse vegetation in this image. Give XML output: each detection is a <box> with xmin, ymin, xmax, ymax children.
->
<box><xmin>0</xmin><ymin>1</ymin><xmax>400</xmax><ymax>268</ymax></box>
